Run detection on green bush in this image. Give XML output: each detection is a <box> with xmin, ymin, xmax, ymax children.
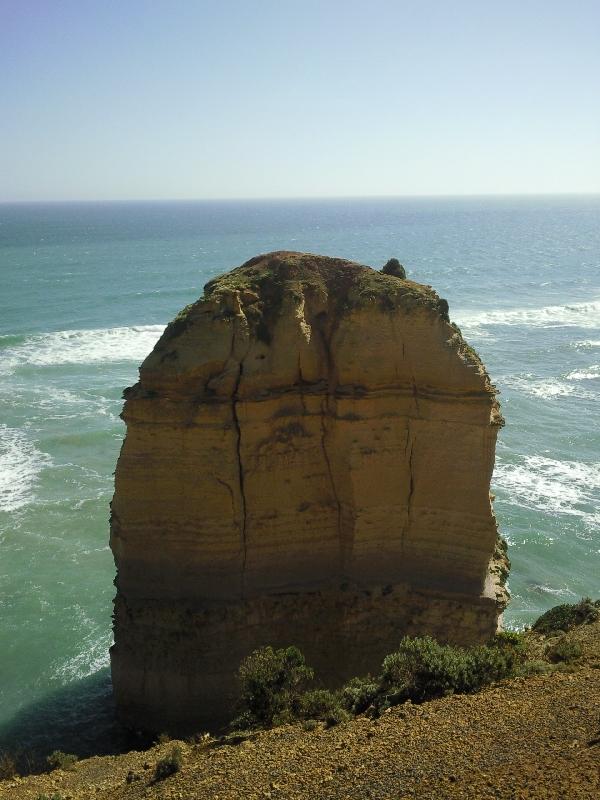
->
<box><xmin>490</xmin><ymin>630</ymin><xmax>526</xmax><ymax>654</ymax></box>
<box><xmin>545</xmin><ymin>637</ymin><xmax>583</xmax><ymax>664</ymax></box>
<box><xmin>36</xmin><ymin>794</ymin><xmax>65</xmax><ymax>800</ymax></box>
<box><xmin>532</xmin><ymin>598</ymin><xmax>600</xmax><ymax>635</ymax></box>
<box><xmin>46</xmin><ymin>750</ymin><xmax>78</xmax><ymax>771</ymax></box>
<box><xmin>233</xmin><ymin>645</ymin><xmax>314</xmax><ymax>729</ymax></box>
<box><xmin>154</xmin><ymin>745</ymin><xmax>182</xmax><ymax>781</ymax></box>
<box><xmin>381</xmin><ymin>637</ymin><xmax>471</xmax><ymax>703</ymax></box>
<box><xmin>378</xmin><ymin>635</ymin><xmax>519</xmax><ymax>708</ymax></box>
<box><xmin>341</xmin><ymin>676</ymin><xmax>380</xmax><ymax>715</ymax></box>
<box><xmin>229</xmin><ymin>630</ymin><xmax>544</xmax><ymax>733</ymax></box>
<box><xmin>298</xmin><ymin>689</ymin><xmax>349</xmax><ymax>727</ymax></box>
<box><xmin>381</xmin><ymin>258</ymin><xmax>406</xmax><ymax>279</ymax></box>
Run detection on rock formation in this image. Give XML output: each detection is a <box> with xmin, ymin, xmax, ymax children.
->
<box><xmin>110</xmin><ymin>251</ymin><xmax>509</xmax><ymax>733</ymax></box>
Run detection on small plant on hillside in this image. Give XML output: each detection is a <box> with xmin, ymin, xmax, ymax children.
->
<box><xmin>381</xmin><ymin>258</ymin><xmax>406</xmax><ymax>279</ymax></box>
<box><xmin>545</xmin><ymin>637</ymin><xmax>583</xmax><ymax>664</ymax></box>
<box><xmin>36</xmin><ymin>794</ymin><xmax>65</xmax><ymax>800</ymax></box>
<box><xmin>341</xmin><ymin>676</ymin><xmax>380</xmax><ymax>715</ymax></box>
<box><xmin>491</xmin><ymin>630</ymin><xmax>526</xmax><ymax>654</ymax></box>
<box><xmin>46</xmin><ymin>750</ymin><xmax>78</xmax><ymax>771</ymax></box>
<box><xmin>533</xmin><ymin>598</ymin><xmax>600</xmax><ymax>635</ymax></box>
<box><xmin>0</xmin><ymin>751</ymin><xmax>18</xmax><ymax>780</ymax></box>
<box><xmin>154</xmin><ymin>745</ymin><xmax>183</xmax><ymax>781</ymax></box>
<box><xmin>376</xmin><ymin>635</ymin><xmax>521</xmax><ymax>710</ymax></box>
<box><xmin>298</xmin><ymin>689</ymin><xmax>350</xmax><ymax>727</ymax></box>
<box><xmin>233</xmin><ymin>645</ymin><xmax>314</xmax><ymax>729</ymax></box>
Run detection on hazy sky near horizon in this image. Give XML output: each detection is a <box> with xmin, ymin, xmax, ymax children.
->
<box><xmin>2</xmin><ymin>0</ymin><xmax>599</xmax><ymax>201</ymax></box>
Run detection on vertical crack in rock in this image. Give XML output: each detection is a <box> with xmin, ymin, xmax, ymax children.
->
<box><xmin>402</xmin><ymin>424</ymin><xmax>415</xmax><ymax>556</ymax></box>
<box><xmin>227</xmin><ymin>307</ymin><xmax>250</xmax><ymax>598</ymax></box>
<box><xmin>215</xmin><ymin>477</ymin><xmax>236</xmax><ymax>518</ymax></box>
<box><xmin>314</xmin><ymin>308</ymin><xmax>346</xmax><ymax>577</ymax></box>
<box><xmin>406</xmin><ymin>429</ymin><xmax>415</xmax><ymax>518</ymax></box>
<box><xmin>232</xmin><ymin>361</ymin><xmax>247</xmax><ymax>596</ymax></box>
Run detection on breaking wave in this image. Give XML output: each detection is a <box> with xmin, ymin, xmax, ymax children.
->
<box><xmin>501</xmin><ymin>374</ymin><xmax>596</xmax><ymax>401</ymax></box>
<box><xmin>566</xmin><ymin>365</ymin><xmax>600</xmax><ymax>381</ymax></box>
<box><xmin>454</xmin><ymin>298</ymin><xmax>600</xmax><ymax>335</ymax></box>
<box><xmin>0</xmin><ymin>425</ymin><xmax>52</xmax><ymax>513</ymax></box>
<box><xmin>494</xmin><ymin>455</ymin><xmax>600</xmax><ymax>522</ymax></box>
<box><xmin>0</xmin><ymin>325</ymin><xmax>165</xmax><ymax>374</ymax></box>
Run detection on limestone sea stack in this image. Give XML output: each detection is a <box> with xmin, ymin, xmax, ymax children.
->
<box><xmin>110</xmin><ymin>251</ymin><xmax>509</xmax><ymax>733</ymax></box>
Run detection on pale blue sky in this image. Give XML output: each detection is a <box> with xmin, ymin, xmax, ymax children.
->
<box><xmin>2</xmin><ymin>0</ymin><xmax>599</xmax><ymax>201</ymax></box>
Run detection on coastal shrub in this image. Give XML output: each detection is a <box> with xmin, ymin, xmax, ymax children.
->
<box><xmin>466</xmin><ymin>644</ymin><xmax>520</xmax><ymax>690</ymax></box>
<box><xmin>233</xmin><ymin>645</ymin><xmax>314</xmax><ymax>729</ymax></box>
<box><xmin>36</xmin><ymin>794</ymin><xmax>65</xmax><ymax>800</ymax></box>
<box><xmin>532</xmin><ymin>598</ymin><xmax>600</xmax><ymax>635</ymax></box>
<box><xmin>154</xmin><ymin>745</ymin><xmax>182</xmax><ymax>781</ymax></box>
<box><xmin>0</xmin><ymin>751</ymin><xmax>17</xmax><ymax>780</ymax></box>
<box><xmin>545</xmin><ymin>637</ymin><xmax>583</xmax><ymax>664</ymax></box>
<box><xmin>298</xmin><ymin>689</ymin><xmax>350</xmax><ymax>727</ymax></box>
<box><xmin>491</xmin><ymin>630</ymin><xmax>526</xmax><ymax>654</ymax></box>
<box><xmin>46</xmin><ymin>750</ymin><xmax>78</xmax><ymax>771</ymax></box>
<box><xmin>341</xmin><ymin>676</ymin><xmax>380</xmax><ymax>715</ymax></box>
<box><xmin>380</xmin><ymin>637</ymin><xmax>472</xmax><ymax>703</ymax></box>
<box><xmin>377</xmin><ymin>635</ymin><xmax>520</xmax><ymax>709</ymax></box>
<box><xmin>381</xmin><ymin>258</ymin><xmax>406</xmax><ymax>279</ymax></box>
<box><xmin>230</xmin><ymin>634</ymin><xmax>526</xmax><ymax>731</ymax></box>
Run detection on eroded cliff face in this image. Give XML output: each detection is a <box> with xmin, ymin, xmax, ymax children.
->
<box><xmin>110</xmin><ymin>251</ymin><xmax>508</xmax><ymax>733</ymax></box>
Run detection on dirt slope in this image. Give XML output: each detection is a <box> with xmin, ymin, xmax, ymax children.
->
<box><xmin>3</xmin><ymin>622</ymin><xmax>599</xmax><ymax>800</ymax></box>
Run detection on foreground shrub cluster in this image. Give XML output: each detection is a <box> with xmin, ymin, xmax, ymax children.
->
<box><xmin>532</xmin><ymin>597</ymin><xmax>600</xmax><ymax>635</ymax></box>
<box><xmin>232</xmin><ymin>631</ymin><xmax>526</xmax><ymax>731</ymax></box>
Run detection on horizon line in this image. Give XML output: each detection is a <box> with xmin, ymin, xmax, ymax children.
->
<box><xmin>1</xmin><ymin>191</ymin><xmax>599</xmax><ymax>205</ymax></box>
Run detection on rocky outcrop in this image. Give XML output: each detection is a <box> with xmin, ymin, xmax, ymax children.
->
<box><xmin>110</xmin><ymin>251</ymin><xmax>508</xmax><ymax>733</ymax></box>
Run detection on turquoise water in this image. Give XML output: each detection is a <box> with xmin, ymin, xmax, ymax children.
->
<box><xmin>1</xmin><ymin>196</ymin><xmax>599</xmax><ymax>752</ymax></box>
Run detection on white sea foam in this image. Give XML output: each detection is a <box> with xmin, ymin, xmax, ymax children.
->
<box><xmin>494</xmin><ymin>455</ymin><xmax>600</xmax><ymax>519</ymax></box>
<box><xmin>0</xmin><ymin>325</ymin><xmax>165</xmax><ymax>374</ymax></box>
<box><xmin>50</xmin><ymin>625</ymin><xmax>111</xmax><ymax>681</ymax></box>
<box><xmin>573</xmin><ymin>340</ymin><xmax>600</xmax><ymax>350</ymax></box>
<box><xmin>0</xmin><ymin>425</ymin><xmax>52</xmax><ymax>513</ymax></box>
<box><xmin>454</xmin><ymin>298</ymin><xmax>600</xmax><ymax>335</ymax></box>
<box><xmin>502</xmin><ymin>375</ymin><xmax>596</xmax><ymax>400</ymax></box>
<box><xmin>566</xmin><ymin>365</ymin><xmax>600</xmax><ymax>381</ymax></box>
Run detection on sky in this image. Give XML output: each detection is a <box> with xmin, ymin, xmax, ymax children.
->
<box><xmin>1</xmin><ymin>0</ymin><xmax>599</xmax><ymax>201</ymax></box>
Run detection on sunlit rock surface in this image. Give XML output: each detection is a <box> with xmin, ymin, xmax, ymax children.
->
<box><xmin>110</xmin><ymin>251</ymin><xmax>508</xmax><ymax>732</ymax></box>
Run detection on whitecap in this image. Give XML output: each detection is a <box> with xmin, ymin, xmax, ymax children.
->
<box><xmin>0</xmin><ymin>324</ymin><xmax>165</xmax><ymax>375</ymax></box>
<box><xmin>566</xmin><ymin>365</ymin><xmax>600</xmax><ymax>381</ymax></box>
<box><xmin>0</xmin><ymin>425</ymin><xmax>52</xmax><ymax>513</ymax></box>
<box><xmin>50</xmin><ymin>629</ymin><xmax>112</xmax><ymax>681</ymax></box>
<box><xmin>493</xmin><ymin>455</ymin><xmax>600</xmax><ymax>519</ymax></box>
<box><xmin>502</xmin><ymin>375</ymin><xmax>596</xmax><ymax>400</ymax></box>
<box><xmin>529</xmin><ymin>584</ymin><xmax>577</xmax><ymax>598</ymax></box>
<box><xmin>454</xmin><ymin>298</ymin><xmax>600</xmax><ymax>335</ymax></box>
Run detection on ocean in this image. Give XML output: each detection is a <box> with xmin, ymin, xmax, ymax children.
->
<box><xmin>1</xmin><ymin>196</ymin><xmax>599</xmax><ymax>756</ymax></box>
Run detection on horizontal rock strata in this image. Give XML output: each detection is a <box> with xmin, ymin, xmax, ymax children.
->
<box><xmin>110</xmin><ymin>251</ymin><xmax>508</xmax><ymax>732</ymax></box>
